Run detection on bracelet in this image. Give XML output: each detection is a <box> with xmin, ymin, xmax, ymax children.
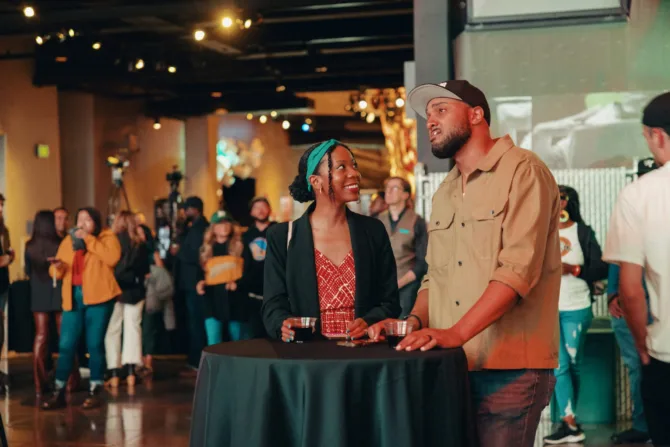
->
<box><xmin>404</xmin><ymin>314</ymin><xmax>423</xmax><ymax>330</ymax></box>
<box><xmin>573</xmin><ymin>265</ymin><xmax>582</xmax><ymax>277</ymax></box>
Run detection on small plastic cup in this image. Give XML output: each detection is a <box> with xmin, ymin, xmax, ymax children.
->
<box><xmin>287</xmin><ymin>317</ymin><xmax>317</xmax><ymax>343</ymax></box>
<box><xmin>384</xmin><ymin>320</ymin><xmax>413</xmax><ymax>349</ymax></box>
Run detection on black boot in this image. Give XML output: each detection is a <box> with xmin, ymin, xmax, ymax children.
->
<box><xmin>82</xmin><ymin>385</ymin><xmax>103</xmax><ymax>410</ymax></box>
<box><xmin>41</xmin><ymin>387</ymin><xmax>66</xmax><ymax>410</ymax></box>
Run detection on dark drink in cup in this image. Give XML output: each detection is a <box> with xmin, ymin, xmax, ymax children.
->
<box><xmin>287</xmin><ymin>317</ymin><xmax>317</xmax><ymax>343</ymax></box>
<box><xmin>293</xmin><ymin>327</ymin><xmax>315</xmax><ymax>343</ymax></box>
<box><xmin>384</xmin><ymin>321</ymin><xmax>413</xmax><ymax>349</ymax></box>
<box><xmin>386</xmin><ymin>335</ymin><xmax>405</xmax><ymax>349</ymax></box>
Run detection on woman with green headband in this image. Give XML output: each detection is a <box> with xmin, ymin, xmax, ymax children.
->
<box><xmin>262</xmin><ymin>140</ymin><xmax>401</xmax><ymax>341</ymax></box>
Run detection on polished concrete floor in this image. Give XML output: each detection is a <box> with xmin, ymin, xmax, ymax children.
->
<box><xmin>0</xmin><ymin>357</ymin><xmax>648</xmax><ymax>447</ymax></box>
<box><xmin>0</xmin><ymin>357</ymin><xmax>193</xmax><ymax>446</ymax></box>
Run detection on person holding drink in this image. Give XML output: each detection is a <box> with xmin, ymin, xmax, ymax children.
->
<box><xmin>262</xmin><ymin>139</ymin><xmax>400</xmax><ymax>342</ymax></box>
<box><xmin>42</xmin><ymin>207</ymin><xmax>121</xmax><ymax>410</ymax></box>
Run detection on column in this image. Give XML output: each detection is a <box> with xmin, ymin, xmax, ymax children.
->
<box><xmin>412</xmin><ymin>0</ymin><xmax>454</xmax><ymax>173</ymax></box>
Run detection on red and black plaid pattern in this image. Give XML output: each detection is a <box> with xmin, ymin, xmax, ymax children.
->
<box><xmin>315</xmin><ymin>249</ymin><xmax>356</xmax><ymax>338</ymax></box>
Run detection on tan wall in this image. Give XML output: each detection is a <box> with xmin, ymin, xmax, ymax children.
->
<box><xmin>0</xmin><ymin>42</ymin><xmax>62</xmax><ymax>280</ymax></box>
<box><xmin>123</xmin><ymin>117</ymin><xmax>185</xmax><ymax>225</ymax></box>
<box><xmin>59</xmin><ymin>92</ymin><xmax>96</xmax><ymax>213</ymax></box>
<box><xmin>184</xmin><ymin>116</ymin><xmax>219</xmax><ymax>218</ymax></box>
<box><xmin>216</xmin><ymin>115</ymin><xmax>302</xmax><ymax>217</ymax></box>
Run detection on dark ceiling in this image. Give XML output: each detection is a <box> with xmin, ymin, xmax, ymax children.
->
<box><xmin>0</xmin><ymin>0</ymin><xmax>418</xmax><ymax>118</ymax></box>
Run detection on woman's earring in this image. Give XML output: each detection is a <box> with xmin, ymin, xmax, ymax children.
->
<box><xmin>319</xmin><ymin>186</ymin><xmax>324</xmax><ymax>194</ymax></box>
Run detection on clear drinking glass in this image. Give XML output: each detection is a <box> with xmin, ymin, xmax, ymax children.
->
<box><xmin>384</xmin><ymin>320</ymin><xmax>413</xmax><ymax>349</ymax></box>
<box><xmin>287</xmin><ymin>317</ymin><xmax>317</xmax><ymax>343</ymax></box>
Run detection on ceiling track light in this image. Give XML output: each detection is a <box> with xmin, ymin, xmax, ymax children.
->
<box><xmin>194</xmin><ymin>29</ymin><xmax>206</xmax><ymax>41</ymax></box>
<box><xmin>153</xmin><ymin>118</ymin><xmax>162</xmax><ymax>130</ymax></box>
<box><xmin>23</xmin><ymin>6</ymin><xmax>35</xmax><ymax>18</ymax></box>
<box><xmin>92</xmin><ymin>42</ymin><xmax>101</xmax><ymax>50</ymax></box>
<box><xmin>167</xmin><ymin>65</ymin><xmax>177</xmax><ymax>73</ymax></box>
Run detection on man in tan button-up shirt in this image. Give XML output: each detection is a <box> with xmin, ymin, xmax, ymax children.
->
<box><xmin>369</xmin><ymin>80</ymin><xmax>561</xmax><ymax>447</ymax></box>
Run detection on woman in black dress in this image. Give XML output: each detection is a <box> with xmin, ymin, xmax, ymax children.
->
<box><xmin>25</xmin><ymin>210</ymin><xmax>63</xmax><ymax>398</ymax></box>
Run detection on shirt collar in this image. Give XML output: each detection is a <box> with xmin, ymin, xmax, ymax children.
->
<box><xmin>444</xmin><ymin>134</ymin><xmax>515</xmax><ymax>184</ymax></box>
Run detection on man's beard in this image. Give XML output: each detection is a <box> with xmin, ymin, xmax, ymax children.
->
<box><xmin>254</xmin><ymin>217</ymin><xmax>270</xmax><ymax>224</ymax></box>
<box><xmin>431</xmin><ymin>125</ymin><xmax>472</xmax><ymax>159</ymax></box>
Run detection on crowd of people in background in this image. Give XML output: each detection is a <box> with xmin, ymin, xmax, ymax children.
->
<box><xmin>0</xmin><ymin>191</ymin><xmax>275</xmax><ymax>409</ymax></box>
<box><xmin>0</xmin><ymin>85</ymin><xmax>666</xmax><ymax>447</ymax></box>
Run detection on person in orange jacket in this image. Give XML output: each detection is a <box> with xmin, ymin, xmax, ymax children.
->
<box><xmin>42</xmin><ymin>207</ymin><xmax>121</xmax><ymax>410</ymax></box>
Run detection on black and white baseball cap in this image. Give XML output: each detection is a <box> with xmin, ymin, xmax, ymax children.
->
<box><xmin>408</xmin><ymin>80</ymin><xmax>491</xmax><ymax>125</ymax></box>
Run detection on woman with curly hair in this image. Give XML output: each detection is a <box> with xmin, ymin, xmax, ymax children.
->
<box><xmin>196</xmin><ymin>211</ymin><xmax>251</xmax><ymax>344</ymax></box>
<box><xmin>262</xmin><ymin>139</ymin><xmax>400</xmax><ymax>342</ymax></box>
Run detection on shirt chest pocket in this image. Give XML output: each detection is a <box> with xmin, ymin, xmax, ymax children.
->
<box><xmin>469</xmin><ymin>198</ymin><xmax>507</xmax><ymax>260</ymax></box>
<box><xmin>427</xmin><ymin>211</ymin><xmax>455</xmax><ymax>268</ymax></box>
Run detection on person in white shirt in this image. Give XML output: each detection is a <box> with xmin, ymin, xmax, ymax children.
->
<box><xmin>603</xmin><ymin>92</ymin><xmax>670</xmax><ymax>446</ymax></box>
<box><xmin>544</xmin><ymin>185</ymin><xmax>608</xmax><ymax>445</ymax></box>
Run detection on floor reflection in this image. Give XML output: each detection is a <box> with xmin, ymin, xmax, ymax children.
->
<box><xmin>0</xmin><ymin>357</ymin><xmax>192</xmax><ymax>447</ymax></box>
<box><xmin>0</xmin><ymin>357</ymin><xmax>644</xmax><ymax>447</ymax></box>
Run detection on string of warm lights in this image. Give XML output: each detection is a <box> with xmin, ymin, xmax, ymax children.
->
<box><xmin>245</xmin><ymin>113</ymin><xmax>313</xmax><ymax>133</ymax></box>
<box><xmin>347</xmin><ymin>88</ymin><xmax>417</xmax><ymax>185</ymax></box>
<box><xmin>28</xmin><ymin>5</ymin><xmax>260</xmax><ymax>76</ymax></box>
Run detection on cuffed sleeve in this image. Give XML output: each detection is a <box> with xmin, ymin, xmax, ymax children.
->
<box><xmin>490</xmin><ymin>161</ymin><xmax>559</xmax><ymax>299</ymax></box>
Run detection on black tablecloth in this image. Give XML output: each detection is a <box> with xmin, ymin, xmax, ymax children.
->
<box><xmin>190</xmin><ymin>339</ymin><xmax>477</xmax><ymax>447</ymax></box>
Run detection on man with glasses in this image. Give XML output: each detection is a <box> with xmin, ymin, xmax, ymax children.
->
<box><xmin>377</xmin><ymin>177</ymin><xmax>428</xmax><ymax>317</ymax></box>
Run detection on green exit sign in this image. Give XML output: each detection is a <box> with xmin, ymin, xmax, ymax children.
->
<box><xmin>35</xmin><ymin>144</ymin><xmax>50</xmax><ymax>159</ymax></box>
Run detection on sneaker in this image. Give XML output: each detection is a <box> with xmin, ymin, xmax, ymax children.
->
<box><xmin>611</xmin><ymin>428</ymin><xmax>650</xmax><ymax>445</ymax></box>
<box><xmin>544</xmin><ymin>422</ymin><xmax>586</xmax><ymax>445</ymax></box>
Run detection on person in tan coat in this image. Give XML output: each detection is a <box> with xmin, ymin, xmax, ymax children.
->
<box><xmin>42</xmin><ymin>207</ymin><xmax>121</xmax><ymax>410</ymax></box>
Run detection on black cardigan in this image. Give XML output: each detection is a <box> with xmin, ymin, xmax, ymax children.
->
<box><xmin>262</xmin><ymin>205</ymin><xmax>401</xmax><ymax>339</ymax></box>
<box><xmin>576</xmin><ymin>223</ymin><xmax>609</xmax><ymax>296</ymax></box>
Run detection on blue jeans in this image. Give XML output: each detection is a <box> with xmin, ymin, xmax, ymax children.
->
<box><xmin>204</xmin><ymin>318</ymin><xmax>252</xmax><ymax>345</ymax></box>
<box><xmin>185</xmin><ymin>291</ymin><xmax>206</xmax><ymax>369</ymax></box>
<box><xmin>470</xmin><ymin>369</ymin><xmax>555</xmax><ymax>447</ymax></box>
<box><xmin>611</xmin><ymin>316</ymin><xmax>648</xmax><ymax>432</ymax></box>
<box><xmin>56</xmin><ymin>286</ymin><xmax>114</xmax><ymax>386</ymax></box>
<box><xmin>554</xmin><ymin>307</ymin><xmax>593</xmax><ymax>419</ymax></box>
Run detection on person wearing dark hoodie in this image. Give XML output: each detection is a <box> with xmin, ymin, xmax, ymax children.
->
<box><xmin>241</xmin><ymin>197</ymin><xmax>275</xmax><ymax>337</ymax></box>
<box><xmin>174</xmin><ymin>196</ymin><xmax>209</xmax><ymax>373</ymax></box>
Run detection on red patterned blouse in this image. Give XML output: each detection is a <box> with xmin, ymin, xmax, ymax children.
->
<box><xmin>314</xmin><ymin>249</ymin><xmax>356</xmax><ymax>338</ymax></box>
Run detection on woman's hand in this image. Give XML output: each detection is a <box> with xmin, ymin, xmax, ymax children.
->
<box><xmin>47</xmin><ymin>257</ymin><xmax>63</xmax><ymax>269</ymax></box>
<box><xmin>225</xmin><ymin>282</ymin><xmax>238</xmax><ymax>292</ymax></box>
<box><xmin>562</xmin><ymin>263</ymin><xmax>580</xmax><ymax>276</ymax></box>
<box><xmin>367</xmin><ymin>318</ymin><xmax>396</xmax><ymax>341</ymax></box>
<box><xmin>74</xmin><ymin>228</ymin><xmax>88</xmax><ymax>240</ymax></box>
<box><xmin>346</xmin><ymin>318</ymin><xmax>368</xmax><ymax>339</ymax></box>
<box><xmin>281</xmin><ymin>319</ymin><xmax>295</xmax><ymax>342</ymax></box>
<box><xmin>196</xmin><ymin>280</ymin><xmax>206</xmax><ymax>296</ymax></box>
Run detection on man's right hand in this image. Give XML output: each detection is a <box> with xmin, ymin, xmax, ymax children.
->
<box><xmin>608</xmin><ymin>296</ymin><xmax>624</xmax><ymax>319</ymax></box>
<box><xmin>196</xmin><ymin>280</ymin><xmax>206</xmax><ymax>296</ymax></box>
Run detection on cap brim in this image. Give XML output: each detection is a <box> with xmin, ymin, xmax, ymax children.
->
<box><xmin>407</xmin><ymin>84</ymin><xmax>462</xmax><ymax>119</ymax></box>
